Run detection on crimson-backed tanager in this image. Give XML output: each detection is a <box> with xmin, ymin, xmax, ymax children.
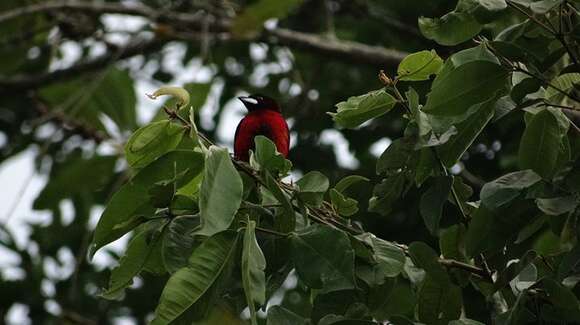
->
<box><xmin>234</xmin><ymin>94</ymin><xmax>289</xmax><ymax>162</ymax></box>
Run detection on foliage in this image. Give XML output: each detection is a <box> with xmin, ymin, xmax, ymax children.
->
<box><xmin>1</xmin><ymin>0</ymin><xmax>580</xmax><ymax>324</ymax></box>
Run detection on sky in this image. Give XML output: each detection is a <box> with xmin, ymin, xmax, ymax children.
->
<box><xmin>0</xmin><ymin>13</ymin><xmax>391</xmax><ymax>324</ymax></box>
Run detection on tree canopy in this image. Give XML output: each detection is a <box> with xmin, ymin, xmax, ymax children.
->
<box><xmin>1</xmin><ymin>0</ymin><xmax>580</xmax><ymax>324</ymax></box>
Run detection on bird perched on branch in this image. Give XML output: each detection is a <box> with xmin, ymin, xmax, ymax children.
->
<box><xmin>234</xmin><ymin>94</ymin><xmax>290</xmax><ymax>162</ymax></box>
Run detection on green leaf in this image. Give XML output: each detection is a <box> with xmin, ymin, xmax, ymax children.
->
<box><xmin>90</xmin><ymin>151</ymin><xmax>204</xmax><ymax>258</ymax></box>
<box><xmin>232</xmin><ymin>0</ymin><xmax>304</xmax><ymax>38</ymax></box>
<box><xmin>408</xmin><ymin>242</ymin><xmax>449</xmax><ymax>284</ymax></box>
<box><xmin>480</xmin><ymin>170</ymin><xmax>542</xmax><ymax>209</ymax></box>
<box><xmin>242</xmin><ymin>220</ymin><xmax>266</xmax><ymax>325</ymax></box>
<box><xmin>291</xmin><ymin>225</ymin><xmax>356</xmax><ymax>292</ymax></box>
<box><xmin>162</xmin><ymin>215</ymin><xmax>200</xmax><ymax>273</ymax></box>
<box><xmin>330</xmin><ymin>189</ymin><xmax>359</xmax><ymax>217</ymax></box>
<box><xmin>518</xmin><ymin>109</ymin><xmax>564</xmax><ymax>178</ymax></box>
<box><xmin>125</xmin><ymin>120</ymin><xmax>186</xmax><ymax>170</ymax></box>
<box><xmin>423</xmin><ymin>61</ymin><xmax>508</xmax><ymax>116</ymax></box>
<box><xmin>296</xmin><ymin>171</ymin><xmax>329</xmax><ymax>206</ymax></box>
<box><xmin>436</xmin><ymin>96</ymin><xmax>497</xmax><ymax>167</ymax></box>
<box><xmin>417</xmin><ymin>275</ymin><xmax>462</xmax><ymax>323</ymax></box>
<box><xmin>330</xmin><ymin>89</ymin><xmax>397</xmax><ymax>128</ymax></box>
<box><xmin>542</xmin><ymin>278</ymin><xmax>580</xmax><ymax>310</ymax></box>
<box><xmin>397</xmin><ymin>50</ymin><xmax>444</xmax><ymax>81</ymax></box>
<box><xmin>495</xmin><ymin>292</ymin><xmax>534</xmax><ymax>325</ymax></box>
<box><xmin>376</xmin><ymin>137</ymin><xmax>415</xmax><ymax>175</ymax></box>
<box><xmin>250</xmin><ymin>135</ymin><xmax>292</xmax><ymax>177</ymax></box>
<box><xmin>152</xmin><ymin>231</ymin><xmax>240</xmax><ymax>324</ymax></box>
<box><xmin>101</xmin><ymin>223</ymin><xmax>166</xmax><ymax>300</ymax></box>
<box><xmin>493</xmin><ymin>251</ymin><xmax>537</xmax><ymax>293</ymax></box>
<box><xmin>545</xmin><ymin>73</ymin><xmax>580</xmax><ymax>103</ymax></box>
<box><xmin>357</xmin><ymin>233</ymin><xmax>406</xmax><ymax>277</ymax></box>
<box><xmin>536</xmin><ymin>196</ymin><xmax>578</xmax><ymax>216</ymax></box>
<box><xmin>267</xmin><ymin>306</ymin><xmax>307</xmax><ymax>325</ymax></box>
<box><xmin>511</xmin><ymin>0</ymin><xmax>564</xmax><ymax>13</ymax></box>
<box><xmin>261</xmin><ymin>170</ymin><xmax>295</xmax><ymax>232</ymax></box>
<box><xmin>334</xmin><ymin>175</ymin><xmax>369</xmax><ymax>193</ymax></box>
<box><xmin>420</xmin><ymin>176</ymin><xmax>453</xmax><ymax>234</ymax></box>
<box><xmin>198</xmin><ymin>146</ymin><xmax>243</xmax><ymax>236</ymax></box>
<box><xmin>465</xmin><ymin>206</ymin><xmax>499</xmax><ymax>257</ymax></box>
<box><xmin>368</xmin><ymin>174</ymin><xmax>407</xmax><ymax>216</ymax></box>
<box><xmin>419</xmin><ymin>12</ymin><xmax>481</xmax><ymax>46</ymax></box>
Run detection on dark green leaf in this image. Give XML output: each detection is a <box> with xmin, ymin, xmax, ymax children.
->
<box><xmin>90</xmin><ymin>151</ymin><xmax>204</xmax><ymax>258</ymax></box>
<box><xmin>518</xmin><ymin>109</ymin><xmax>564</xmax><ymax>178</ymax></box>
<box><xmin>420</xmin><ymin>176</ymin><xmax>453</xmax><ymax>234</ymax></box>
<box><xmin>357</xmin><ymin>233</ymin><xmax>406</xmax><ymax>277</ymax></box>
<box><xmin>152</xmin><ymin>231</ymin><xmax>240</xmax><ymax>324</ymax></box>
<box><xmin>408</xmin><ymin>242</ymin><xmax>449</xmax><ymax>284</ymax></box>
<box><xmin>267</xmin><ymin>306</ymin><xmax>307</xmax><ymax>325</ymax></box>
<box><xmin>162</xmin><ymin>215</ymin><xmax>200</xmax><ymax>273</ymax></box>
<box><xmin>291</xmin><ymin>225</ymin><xmax>356</xmax><ymax>292</ymax></box>
<box><xmin>423</xmin><ymin>61</ymin><xmax>508</xmax><ymax>116</ymax></box>
<box><xmin>437</xmin><ymin>97</ymin><xmax>497</xmax><ymax>167</ymax></box>
<box><xmin>417</xmin><ymin>275</ymin><xmax>462</xmax><ymax>323</ymax></box>
<box><xmin>536</xmin><ymin>196</ymin><xmax>578</xmax><ymax>215</ymax></box>
<box><xmin>101</xmin><ymin>223</ymin><xmax>167</xmax><ymax>299</ymax></box>
<box><xmin>480</xmin><ymin>170</ymin><xmax>542</xmax><ymax>209</ymax></box>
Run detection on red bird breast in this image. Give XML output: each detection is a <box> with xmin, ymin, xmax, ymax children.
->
<box><xmin>234</xmin><ymin>95</ymin><xmax>289</xmax><ymax>162</ymax></box>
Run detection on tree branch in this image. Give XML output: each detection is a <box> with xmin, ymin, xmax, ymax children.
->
<box><xmin>0</xmin><ymin>37</ymin><xmax>165</xmax><ymax>89</ymax></box>
<box><xmin>0</xmin><ymin>0</ymin><xmax>408</xmax><ymax>88</ymax></box>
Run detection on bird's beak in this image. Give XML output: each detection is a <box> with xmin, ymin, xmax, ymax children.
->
<box><xmin>238</xmin><ymin>96</ymin><xmax>258</xmax><ymax>106</ymax></box>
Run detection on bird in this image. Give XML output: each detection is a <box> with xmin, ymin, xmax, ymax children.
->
<box><xmin>234</xmin><ymin>94</ymin><xmax>290</xmax><ymax>162</ymax></box>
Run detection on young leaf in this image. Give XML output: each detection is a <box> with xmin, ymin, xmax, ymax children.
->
<box><xmin>152</xmin><ymin>231</ymin><xmax>240</xmax><ymax>324</ymax></box>
<box><xmin>241</xmin><ymin>220</ymin><xmax>266</xmax><ymax>325</ymax></box>
<box><xmin>198</xmin><ymin>146</ymin><xmax>243</xmax><ymax>236</ymax></box>
<box><xmin>397</xmin><ymin>50</ymin><xmax>443</xmax><ymax>81</ymax></box>
<box><xmin>330</xmin><ymin>89</ymin><xmax>397</xmax><ymax>129</ymax></box>
<box><xmin>518</xmin><ymin>109</ymin><xmax>563</xmax><ymax>179</ymax></box>
<box><xmin>90</xmin><ymin>151</ymin><xmax>204</xmax><ymax>258</ymax></box>
<box><xmin>291</xmin><ymin>224</ymin><xmax>356</xmax><ymax>292</ymax></box>
<box><xmin>125</xmin><ymin>120</ymin><xmax>186</xmax><ymax>169</ymax></box>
